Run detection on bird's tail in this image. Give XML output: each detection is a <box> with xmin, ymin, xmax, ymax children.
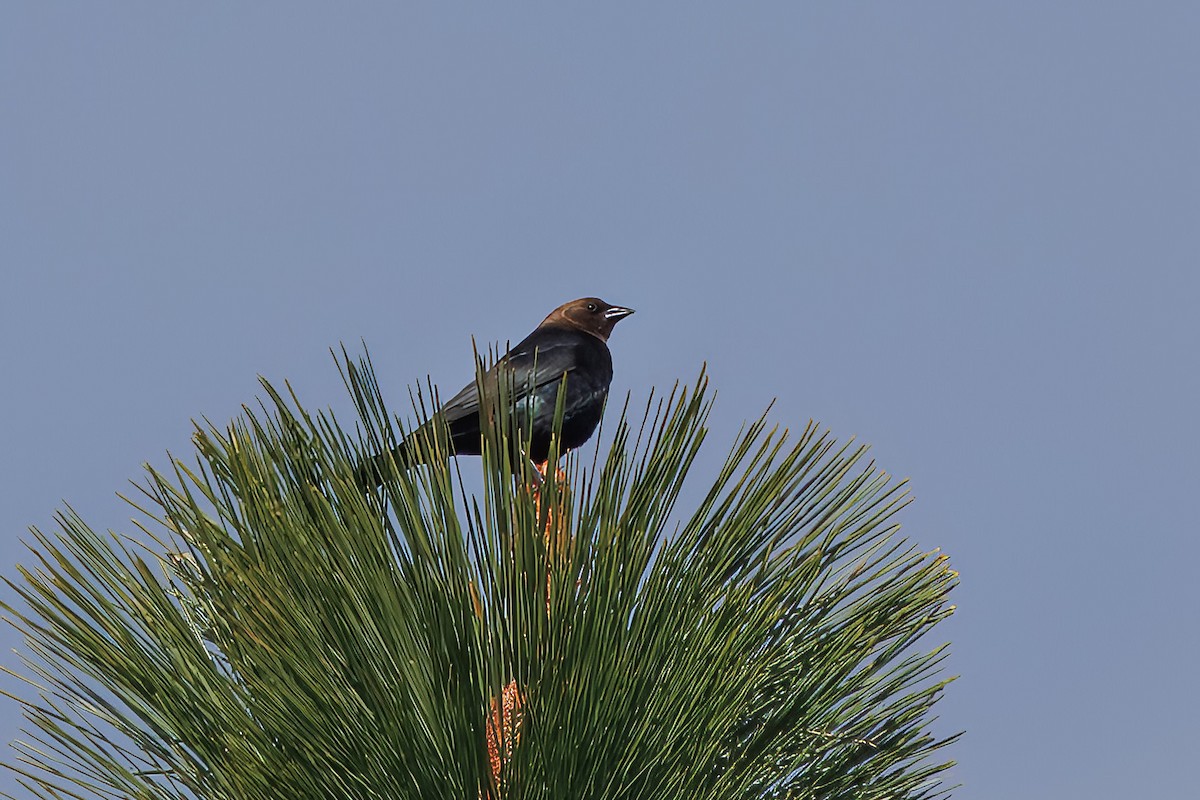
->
<box><xmin>353</xmin><ymin>439</ymin><xmax>419</xmax><ymax>489</ymax></box>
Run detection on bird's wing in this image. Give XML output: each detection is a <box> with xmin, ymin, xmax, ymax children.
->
<box><xmin>434</xmin><ymin>338</ymin><xmax>579</xmax><ymax>423</ymax></box>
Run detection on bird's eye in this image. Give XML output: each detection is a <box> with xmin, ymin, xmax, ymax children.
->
<box><xmin>586</xmin><ymin>302</ymin><xmax>598</xmax><ymax>312</ymax></box>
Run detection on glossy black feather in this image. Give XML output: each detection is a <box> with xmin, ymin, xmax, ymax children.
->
<box><xmin>358</xmin><ymin>298</ymin><xmax>633</xmax><ymax>486</ymax></box>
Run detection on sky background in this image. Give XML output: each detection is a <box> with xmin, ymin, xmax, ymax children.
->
<box><xmin>2</xmin><ymin>4</ymin><xmax>1197</xmax><ymax>798</ymax></box>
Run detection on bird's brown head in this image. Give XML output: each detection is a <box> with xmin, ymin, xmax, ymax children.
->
<box><xmin>541</xmin><ymin>297</ymin><xmax>635</xmax><ymax>341</ymax></box>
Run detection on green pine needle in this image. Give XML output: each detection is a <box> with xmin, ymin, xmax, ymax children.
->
<box><xmin>3</xmin><ymin>350</ymin><xmax>959</xmax><ymax>799</ymax></box>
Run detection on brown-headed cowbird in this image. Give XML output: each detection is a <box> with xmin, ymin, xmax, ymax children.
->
<box><xmin>358</xmin><ymin>297</ymin><xmax>634</xmax><ymax>485</ymax></box>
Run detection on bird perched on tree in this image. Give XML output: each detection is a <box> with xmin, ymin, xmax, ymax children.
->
<box><xmin>358</xmin><ymin>297</ymin><xmax>634</xmax><ymax>486</ymax></box>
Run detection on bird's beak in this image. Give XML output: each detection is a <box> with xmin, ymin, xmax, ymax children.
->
<box><xmin>605</xmin><ymin>306</ymin><xmax>635</xmax><ymax>320</ymax></box>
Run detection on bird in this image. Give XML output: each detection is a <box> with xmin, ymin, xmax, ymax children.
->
<box><xmin>357</xmin><ymin>297</ymin><xmax>634</xmax><ymax>486</ymax></box>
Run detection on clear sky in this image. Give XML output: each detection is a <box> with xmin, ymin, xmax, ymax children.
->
<box><xmin>2</xmin><ymin>4</ymin><xmax>1197</xmax><ymax>798</ymax></box>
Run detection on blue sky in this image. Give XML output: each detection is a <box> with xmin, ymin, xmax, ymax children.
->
<box><xmin>2</xmin><ymin>4</ymin><xmax>1197</xmax><ymax>798</ymax></box>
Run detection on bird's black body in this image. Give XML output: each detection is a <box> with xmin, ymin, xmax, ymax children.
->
<box><xmin>435</xmin><ymin>324</ymin><xmax>614</xmax><ymax>464</ymax></box>
<box><xmin>359</xmin><ymin>297</ymin><xmax>633</xmax><ymax>485</ymax></box>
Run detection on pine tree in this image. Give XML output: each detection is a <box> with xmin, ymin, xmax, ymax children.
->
<box><xmin>3</xmin><ymin>351</ymin><xmax>959</xmax><ymax>799</ymax></box>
